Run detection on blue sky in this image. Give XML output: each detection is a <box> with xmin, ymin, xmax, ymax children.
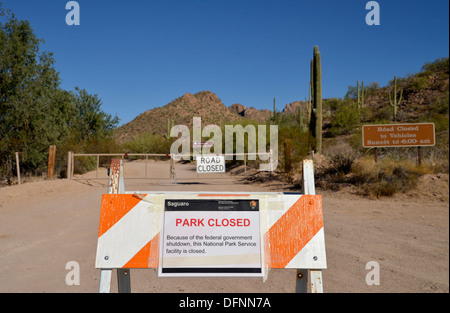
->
<box><xmin>2</xmin><ymin>0</ymin><xmax>449</xmax><ymax>126</ymax></box>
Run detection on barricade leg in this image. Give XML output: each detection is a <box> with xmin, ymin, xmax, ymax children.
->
<box><xmin>98</xmin><ymin>159</ymin><xmax>131</xmax><ymax>293</ymax></box>
<box><xmin>310</xmin><ymin>270</ymin><xmax>324</xmax><ymax>293</ymax></box>
<box><xmin>296</xmin><ymin>269</ymin><xmax>308</xmax><ymax>293</ymax></box>
<box><xmin>99</xmin><ymin>269</ymin><xmax>112</xmax><ymax>293</ymax></box>
<box><xmin>117</xmin><ymin>269</ymin><xmax>131</xmax><ymax>293</ymax></box>
<box><xmin>298</xmin><ymin>159</ymin><xmax>324</xmax><ymax>293</ymax></box>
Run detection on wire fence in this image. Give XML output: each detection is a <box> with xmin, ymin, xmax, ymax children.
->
<box><xmin>68</xmin><ymin>152</ymin><xmax>273</xmax><ymax>182</ymax></box>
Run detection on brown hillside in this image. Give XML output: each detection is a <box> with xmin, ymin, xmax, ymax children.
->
<box><xmin>364</xmin><ymin>73</ymin><xmax>449</xmax><ymax>122</ymax></box>
<box><xmin>281</xmin><ymin>101</ymin><xmax>309</xmax><ymax>115</ymax></box>
<box><xmin>352</xmin><ymin>59</ymin><xmax>449</xmax><ymax>123</ymax></box>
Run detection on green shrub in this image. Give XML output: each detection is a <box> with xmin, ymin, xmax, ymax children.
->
<box><xmin>123</xmin><ymin>133</ymin><xmax>171</xmax><ymax>154</ymax></box>
<box><xmin>376</xmin><ymin>105</ymin><xmax>394</xmax><ymax>121</ymax></box>
<box><xmin>421</xmin><ymin>57</ymin><xmax>449</xmax><ymax>73</ymax></box>
<box><xmin>432</xmin><ymin>92</ymin><xmax>449</xmax><ymax>115</ymax></box>
<box><xmin>330</xmin><ymin>103</ymin><xmax>360</xmax><ymax>136</ymax></box>
<box><xmin>410</xmin><ymin>75</ymin><xmax>429</xmax><ymax>91</ymax></box>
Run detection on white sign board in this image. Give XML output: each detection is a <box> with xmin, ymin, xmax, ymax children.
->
<box><xmin>196</xmin><ymin>155</ymin><xmax>225</xmax><ymax>173</ymax></box>
<box><xmin>193</xmin><ymin>141</ymin><xmax>214</xmax><ymax>148</ymax></box>
<box><xmin>159</xmin><ymin>199</ymin><xmax>262</xmax><ymax>277</ymax></box>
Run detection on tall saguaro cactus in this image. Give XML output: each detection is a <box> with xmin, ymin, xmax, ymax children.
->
<box><xmin>272</xmin><ymin>97</ymin><xmax>278</xmax><ymax>124</ymax></box>
<box><xmin>389</xmin><ymin>75</ymin><xmax>403</xmax><ymax>121</ymax></box>
<box><xmin>309</xmin><ymin>46</ymin><xmax>323</xmax><ymax>154</ymax></box>
<box><xmin>307</xmin><ymin>81</ymin><xmax>312</xmax><ymax>122</ymax></box>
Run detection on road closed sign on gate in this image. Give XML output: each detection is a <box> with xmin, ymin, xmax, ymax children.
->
<box><xmin>159</xmin><ymin>198</ymin><xmax>263</xmax><ymax>277</ymax></box>
<box><xmin>196</xmin><ymin>155</ymin><xmax>225</xmax><ymax>173</ymax></box>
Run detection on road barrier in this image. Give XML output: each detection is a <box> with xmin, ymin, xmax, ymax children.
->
<box><xmin>95</xmin><ymin>158</ymin><xmax>326</xmax><ymax>293</ymax></box>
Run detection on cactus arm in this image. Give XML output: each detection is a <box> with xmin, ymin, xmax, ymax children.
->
<box><xmin>361</xmin><ymin>81</ymin><xmax>364</xmax><ymax>107</ymax></box>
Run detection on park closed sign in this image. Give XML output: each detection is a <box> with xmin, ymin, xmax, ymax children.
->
<box><xmin>362</xmin><ymin>123</ymin><xmax>435</xmax><ymax>148</ymax></box>
<box><xmin>196</xmin><ymin>155</ymin><xmax>225</xmax><ymax>173</ymax></box>
<box><xmin>159</xmin><ymin>198</ymin><xmax>262</xmax><ymax>277</ymax></box>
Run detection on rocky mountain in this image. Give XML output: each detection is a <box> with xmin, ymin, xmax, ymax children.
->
<box><xmin>281</xmin><ymin>101</ymin><xmax>308</xmax><ymax>114</ymax></box>
<box><xmin>228</xmin><ymin>103</ymin><xmax>272</xmax><ymax>121</ymax></box>
<box><xmin>115</xmin><ymin>91</ymin><xmax>274</xmax><ymax>143</ymax></box>
<box><xmin>115</xmin><ymin>91</ymin><xmax>239</xmax><ymax>143</ymax></box>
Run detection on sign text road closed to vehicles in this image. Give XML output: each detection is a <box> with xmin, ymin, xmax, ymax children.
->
<box><xmin>362</xmin><ymin>123</ymin><xmax>435</xmax><ymax>148</ymax></box>
<box><xmin>196</xmin><ymin>155</ymin><xmax>225</xmax><ymax>173</ymax></box>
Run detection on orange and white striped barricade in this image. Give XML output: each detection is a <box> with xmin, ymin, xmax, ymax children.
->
<box><xmin>96</xmin><ymin>159</ymin><xmax>326</xmax><ymax>292</ymax></box>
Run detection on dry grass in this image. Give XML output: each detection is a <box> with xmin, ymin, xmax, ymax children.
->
<box><xmin>315</xmin><ymin>138</ymin><xmax>442</xmax><ymax>198</ymax></box>
<box><xmin>349</xmin><ymin>157</ymin><xmax>435</xmax><ymax>198</ymax></box>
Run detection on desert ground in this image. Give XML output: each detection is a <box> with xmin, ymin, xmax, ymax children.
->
<box><xmin>0</xmin><ymin>159</ymin><xmax>448</xmax><ymax>293</ymax></box>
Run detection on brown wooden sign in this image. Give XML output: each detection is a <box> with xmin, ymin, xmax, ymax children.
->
<box><xmin>362</xmin><ymin>123</ymin><xmax>435</xmax><ymax>148</ymax></box>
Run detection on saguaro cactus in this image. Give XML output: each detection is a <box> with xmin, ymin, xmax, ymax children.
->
<box><xmin>299</xmin><ymin>101</ymin><xmax>308</xmax><ymax>132</ymax></box>
<box><xmin>272</xmin><ymin>97</ymin><xmax>278</xmax><ymax>124</ymax></box>
<box><xmin>167</xmin><ymin>118</ymin><xmax>171</xmax><ymax>139</ymax></box>
<box><xmin>309</xmin><ymin>46</ymin><xmax>323</xmax><ymax>154</ymax></box>
<box><xmin>389</xmin><ymin>75</ymin><xmax>403</xmax><ymax>121</ymax></box>
<box><xmin>166</xmin><ymin>118</ymin><xmax>174</xmax><ymax>140</ymax></box>
<box><xmin>307</xmin><ymin>81</ymin><xmax>312</xmax><ymax>122</ymax></box>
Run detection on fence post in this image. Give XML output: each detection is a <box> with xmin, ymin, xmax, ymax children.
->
<box><xmin>418</xmin><ymin>146</ymin><xmax>422</xmax><ymax>166</ymax></box>
<box><xmin>47</xmin><ymin>145</ymin><xmax>56</xmax><ymax>180</ymax></box>
<box><xmin>71</xmin><ymin>152</ymin><xmax>74</xmax><ymax>179</ymax></box>
<box><xmin>269</xmin><ymin>149</ymin><xmax>274</xmax><ymax>176</ymax></box>
<box><xmin>15</xmin><ymin>152</ymin><xmax>21</xmax><ymax>185</ymax></box>
<box><xmin>96</xmin><ymin>154</ymin><xmax>100</xmax><ymax>178</ymax></box>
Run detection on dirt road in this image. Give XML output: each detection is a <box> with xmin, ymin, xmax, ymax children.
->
<box><xmin>0</xmin><ymin>160</ymin><xmax>448</xmax><ymax>293</ymax></box>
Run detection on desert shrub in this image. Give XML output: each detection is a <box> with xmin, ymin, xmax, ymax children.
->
<box><xmin>421</xmin><ymin>57</ymin><xmax>449</xmax><ymax>73</ymax></box>
<box><xmin>410</xmin><ymin>75</ymin><xmax>430</xmax><ymax>91</ymax></box>
<box><xmin>55</xmin><ymin>137</ymin><xmax>124</xmax><ymax>177</ymax></box>
<box><xmin>316</xmin><ymin>140</ymin><xmax>361</xmax><ymax>189</ymax></box>
<box><xmin>278</xmin><ymin>124</ymin><xmax>311</xmax><ymax>166</ymax></box>
<box><xmin>330</xmin><ymin>103</ymin><xmax>360</xmax><ymax>136</ymax></box>
<box><xmin>221</xmin><ymin>116</ymin><xmax>312</xmax><ymax>172</ymax></box>
<box><xmin>375</xmin><ymin>105</ymin><xmax>394</xmax><ymax>122</ymax></box>
<box><xmin>123</xmin><ymin>133</ymin><xmax>171</xmax><ymax>154</ymax></box>
<box><xmin>431</xmin><ymin>91</ymin><xmax>449</xmax><ymax>115</ymax></box>
<box><xmin>316</xmin><ymin>140</ymin><xmax>437</xmax><ymax>197</ymax></box>
<box><xmin>324</xmin><ymin>98</ymin><xmax>342</xmax><ymax>111</ymax></box>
